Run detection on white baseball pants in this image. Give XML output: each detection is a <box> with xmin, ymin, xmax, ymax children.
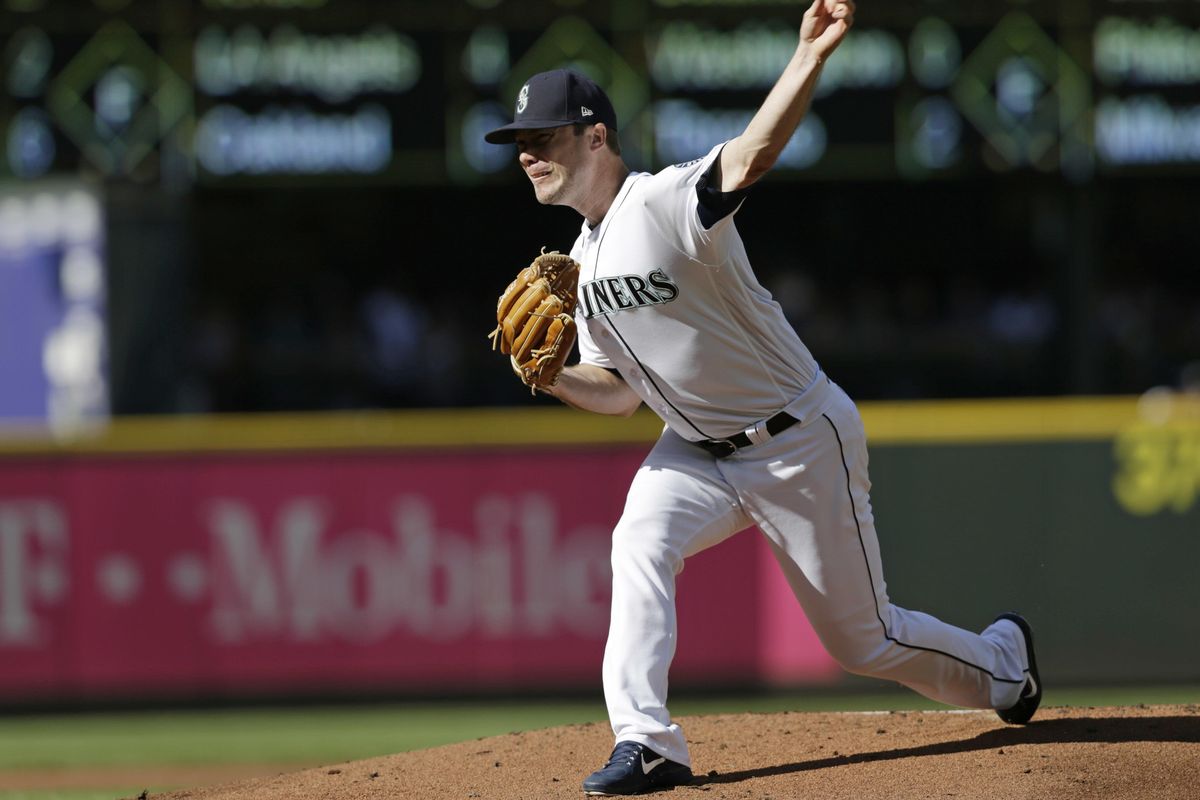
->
<box><xmin>603</xmin><ymin>381</ymin><xmax>1031</xmax><ymax>767</ymax></box>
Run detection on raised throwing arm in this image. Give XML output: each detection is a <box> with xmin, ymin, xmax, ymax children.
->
<box><xmin>719</xmin><ymin>0</ymin><xmax>856</xmax><ymax>191</ymax></box>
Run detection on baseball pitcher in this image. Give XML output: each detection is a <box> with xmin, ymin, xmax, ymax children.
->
<box><xmin>486</xmin><ymin>1</ymin><xmax>1041</xmax><ymax>795</ymax></box>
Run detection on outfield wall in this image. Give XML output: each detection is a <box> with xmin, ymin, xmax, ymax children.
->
<box><xmin>0</xmin><ymin>395</ymin><xmax>1197</xmax><ymax>704</ymax></box>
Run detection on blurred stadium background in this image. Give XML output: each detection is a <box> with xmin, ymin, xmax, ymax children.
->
<box><xmin>1</xmin><ymin>0</ymin><xmax>1198</xmax><ymax>796</ymax></box>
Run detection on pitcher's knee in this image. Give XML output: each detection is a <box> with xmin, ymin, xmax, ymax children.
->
<box><xmin>825</xmin><ymin>638</ymin><xmax>892</xmax><ymax>677</ymax></box>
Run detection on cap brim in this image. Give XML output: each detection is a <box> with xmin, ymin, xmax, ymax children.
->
<box><xmin>484</xmin><ymin>119</ymin><xmax>575</xmax><ymax>144</ymax></box>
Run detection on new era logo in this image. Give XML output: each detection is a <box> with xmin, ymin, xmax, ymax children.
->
<box><xmin>581</xmin><ymin>106</ymin><xmax>593</xmax><ymax>117</ymax></box>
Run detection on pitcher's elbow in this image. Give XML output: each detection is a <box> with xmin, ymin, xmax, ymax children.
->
<box><xmin>732</xmin><ymin>157</ymin><xmax>776</xmax><ymax>189</ymax></box>
<box><xmin>618</xmin><ymin>399</ymin><xmax>643</xmax><ymax>417</ymax></box>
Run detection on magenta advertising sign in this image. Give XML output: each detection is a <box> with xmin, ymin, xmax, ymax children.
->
<box><xmin>0</xmin><ymin>447</ymin><xmax>837</xmax><ymax>703</ymax></box>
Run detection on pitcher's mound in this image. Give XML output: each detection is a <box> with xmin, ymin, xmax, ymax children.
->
<box><xmin>153</xmin><ymin>704</ymin><xmax>1198</xmax><ymax>800</ymax></box>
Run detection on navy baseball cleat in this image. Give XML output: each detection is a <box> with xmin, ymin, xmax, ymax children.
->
<box><xmin>582</xmin><ymin>741</ymin><xmax>693</xmax><ymax>795</ymax></box>
<box><xmin>995</xmin><ymin>612</ymin><xmax>1042</xmax><ymax>725</ymax></box>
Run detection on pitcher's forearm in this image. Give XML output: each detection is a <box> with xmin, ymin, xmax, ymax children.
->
<box><xmin>545</xmin><ymin>365</ymin><xmax>643</xmax><ymax>416</ymax></box>
<box><xmin>724</xmin><ymin>53</ymin><xmax>826</xmax><ymax>188</ymax></box>
<box><xmin>719</xmin><ymin>0</ymin><xmax>855</xmax><ymax>190</ymax></box>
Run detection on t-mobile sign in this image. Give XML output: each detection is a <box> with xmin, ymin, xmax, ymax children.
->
<box><xmin>0</xmin><ymin>447</ymin><xmax>838</xmax><ymax>702</ymax></box>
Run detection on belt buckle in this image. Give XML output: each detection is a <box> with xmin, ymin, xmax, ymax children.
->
<box><xmin>709</xmin><ymin>439</ymin><xmax>737</xmax><ymax>458</ymax></box>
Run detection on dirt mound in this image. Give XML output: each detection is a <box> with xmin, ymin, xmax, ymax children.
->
<box><xmin>150</xmin><ymin>704</ymin><xmax>1199</xmax><ymax>800</ymax></box>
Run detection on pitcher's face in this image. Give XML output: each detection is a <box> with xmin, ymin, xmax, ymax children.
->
<box><xmin>516</xmin><ymin>126</ymin><xmax>590</xmax><ymax>207</ymax></box>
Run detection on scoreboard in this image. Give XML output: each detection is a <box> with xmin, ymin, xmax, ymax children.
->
<box><xmin>2</xmin><ymin>0</ymin><xmax>1199</xmax><ymax>185</ymax></box>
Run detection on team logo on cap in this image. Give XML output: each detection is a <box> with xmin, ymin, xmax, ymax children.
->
<box><xmin>517</xmin><ymin>84</ymin><xmax>529</xmax><ymax>115</ymax></box>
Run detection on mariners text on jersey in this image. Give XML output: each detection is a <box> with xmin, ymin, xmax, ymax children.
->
<box><xmin>571</xmin><ymin>141</ymin><xmax>821</xmax><ymax>440</ymax></box>
<box><xmin>579</xmin><ymin>269</ymin><xmax>679</xmax><ymax>318</ymax></box>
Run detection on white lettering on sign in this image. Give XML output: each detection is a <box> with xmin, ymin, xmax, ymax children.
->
<box><xmin>0</xmin><ymin>500</ymin><xmax>68</xmax><ymax>646</ymax></box>
<box><xmin>650</xmin><ymin>21</ymin><xmax>903</xmax><ymax>97</ymax></box>
<box><xmin>205</xmin><ymin>494</ymin><xmax>611</xmax><ymax>644</ymax></box>
<box><xmin>655</xmin><ymin>99</ymin><xmax>826</xmax><ymax>169</ymax></box>
<box><xmin>1095</xmin><ymin>96</ymin><xmax>1200</xmax><ymax>165</ymax></box>
<box><xmin>194</xmin><ymin>104</ymin><xmax>392</xmax><ymax>175</ymax></box>
<box><xmin>1094</xmin><ymin>17</ymin><xmax>1200</xmax><ymax>87</ymax></box>
<box><xmin>194</xmin><ymin>24</ymin><xmax>421</xmax><ymax>103</ymax></box>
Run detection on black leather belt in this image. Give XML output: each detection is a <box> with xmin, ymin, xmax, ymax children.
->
<box><xmin>693</xmin><ymin>411</ymin><xmax>800</xmax><ymax>458</ymax></box>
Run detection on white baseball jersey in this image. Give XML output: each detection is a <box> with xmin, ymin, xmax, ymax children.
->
<box><xmin>571</xmin><ymin>142</ymin><xmax>826</xmax><ymax>441</ymax></box>
<box><xmin>566</xmin><ymin>143</ymin><xmax>1034</xmax><ymax>770</ymax></box>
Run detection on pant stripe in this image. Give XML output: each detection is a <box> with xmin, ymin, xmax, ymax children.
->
<box><xmin>822</xmin><ymin>413</ymin><xmax>1026</xmax><ymax>686</ymax></box>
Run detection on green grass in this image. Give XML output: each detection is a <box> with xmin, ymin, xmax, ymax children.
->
<box><xmin>2</xmin><ymin>685</ymin><xmax>1196</xmax><ymax>800</ymax></box>
<box><xmin>0</xmin><ymin>794</ymin><xmax>145</xmax><ymax>800</ymax></box>
<box><xmin>0</xmin><ymin>702</ymin><xmax>603</xmax><ymax>770</ymax></box>
<box><xmin>0</xmin><ymin>794</ymin><xmax>139</xmax><ymax>800</ymax></box>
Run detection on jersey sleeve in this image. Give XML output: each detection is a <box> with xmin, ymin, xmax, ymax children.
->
<box><xmin>574</xmin><ymin>309</ymin><xmax>615</xmax><ymax>369</ymax></box>
<box><xmin>641</xmin><ymin>141</ymin><xmax>748</xmax><ymax>261</ymax></box>
<box><xmin>696</xmin><ymin>152</ymin><xmax>749</xmax><ymax>229</ymax></box>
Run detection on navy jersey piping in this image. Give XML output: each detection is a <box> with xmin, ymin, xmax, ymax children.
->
<box><xmin>590</xmin><ymin>173</ymin><xmax>716</xmax><ymax>441</ymax></box>
<box><xmin>822</xmin><ymin>413</ymin><xmax>1027</xmax><ymax>686</ymax></box>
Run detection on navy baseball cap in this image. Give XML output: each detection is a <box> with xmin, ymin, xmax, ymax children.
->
<box><xmin>485</xmin><ymin>69</ymin><xmax>618</xmax><ymax>144</ymax></box>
